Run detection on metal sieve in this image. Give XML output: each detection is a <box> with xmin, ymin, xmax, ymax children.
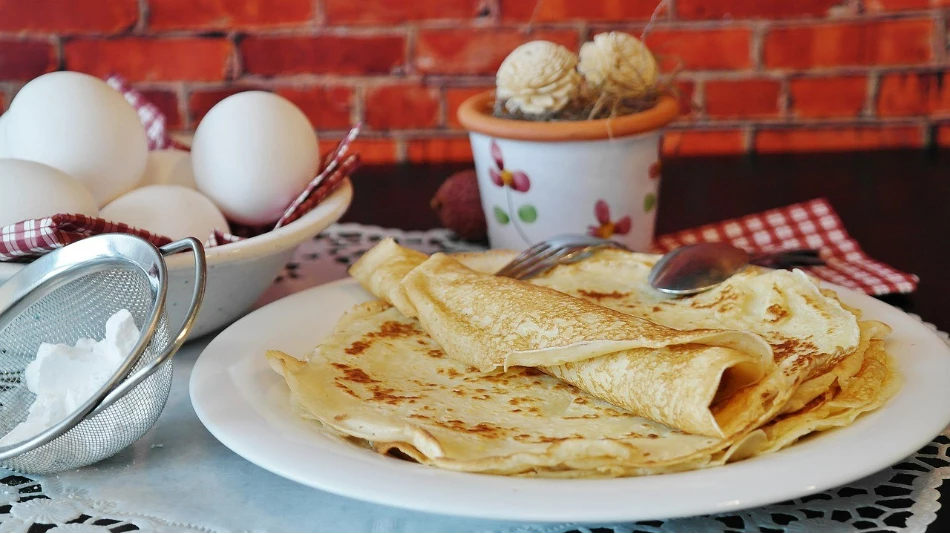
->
<box><xmin>0</xmin><ymin>234</ymin><xmax>206</xmax><ymax>474</ymax></box>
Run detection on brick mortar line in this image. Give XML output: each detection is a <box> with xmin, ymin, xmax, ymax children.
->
<box><xmin>740</xmin><ymin>125</ymin><xmax>753</xmax><ymax>152</ymax></box>
<box><xmin>227</xmin><ymin>33</ymin><xmax>242</xmax><ymax>80</ymax></box>
<box><xmin>314</xmin><ymin>0</ymin><xmax>326</xmax><ymax>26</ymax></box>
<box><xmin>922</xmin><ymin>122</ymin><xmax>934</xmax><ymax>148</ymax></box>
<box><xmin>777</xmin><ymin>67</ymin><xmax>950</xmax><ymax>77</ymax></box>
<box><xmin>166</xmin><ymin>129</ymin><xmax>399</xmax><ymax>142</ymax></box>
<box><xmin>665</xmin><ymin>118</ymin><xmax>933</xmax><ymax>129</ymax></box>
<box><xmin>664</xmin><ymin>10</ymin><xmax>940</xmax><ymax>27</ymax></box>
<box><xmin>756</xmin><ymin>65</ymin><xmax>945</xmax><ymax>75</ymax></box>
<box><xmin>0</xmin><ymin>30</ymin><xmax>136</xmax><ymax>39</ymax></box>
<box><xmin>351</xmin><ymin>85</ymin><xmax>365</xmax><ymax>126</ymax></box>
<box><xmin>134</xmin><ymin>0</ymin><xmax>148</xmax><ymax>34</ymax></box>
<box><xmin>572</xmin><ymin>20</ymin><xmax>585</xmax><ymax>46</ymax></box>
<box><xmin>585</xmin><ymin>22</ymin><xmax>647</xmax><ymax>33</ymax></box>
<box><xmin>0</xmin><ymin>20</ymin><xmax>791</xmax><ymax>41</ymax></box>
<box><xmin>777</xmin><ymin>78</ymin><xmax>790</xmax><ymax>117</ymax></box>
<box><xmin>360</xmin><ymin>18</ymin><xmax>501</xmax><ymax>30</ymax></box>
<box><xmin>152</xmin><ymin>77</ymin><xmax>453</xmax><ymax>90</ymax></box>
<box><xmin>393</xmin><ymin>137</ymin><xmax>408</xmax><ymax>162</ymax></box>
<box><xmin>772</xmin><ymin>10</ymin><xmax>939</xmax><ymax>25</ymax></box>
<box><xmin>110</xmin><ymin>23</ymin><xmax>589</xmax><ymax>40</ymax></box>
<box><xmin>49</xmin><ymin>31</ymin><xmax>235</xmax><ymax>42</ymax></box>
<box><xmin>577</xmin><ymin>21</ymin><xmax>589</xmax><ymax>44</ymax></box>
<box><xmin>666</xmin><ymin>0</ymin><xmax>677</xmax><ymax>23</ymax></box>
<box><xmin>180</xmin><ymin>84</ymin><xmax>194</xmax><ymax>129</ymax></box>
<box><xmin>692</xmin><ymin>79</ymin><xmax>705</xmax><ymax>119</ymax></box>
<box><xmin>750</xmin><ymin>21</ymin><xmax>767</xmax><ymax>71</ymax></box>
<box><xmin>863</xmin><ymin>70</ymin><xmax>880</xmax><ymax>118</ymax></box>
<box><xmin>437</xmin><ymin>86</ymin><xmax>448</xmax><ymax>128</ymax></box>
<box><xmin>680</xmin><ymin>71</ymin><xmax>788</xmax><ymax>81</ymax></box>
<box><xmin>174</xmin><ymin>81</ymin><xmax>189</xmax><ymax>130</ymax></box>
<box><xmin>404</xmin><ymin>24</ymin><xmax>418</xmax><ymax>77</ymax></box>
<box><xmin>602</xmin><ymin>20</ymin><xmax>758</xmax><ymax>31</ymax></box>
<box><xmin>128</xmin><ymin>27</ymin><xmax>412</xmax><ymax>39</ymax></box>
<box><xmin>360</xmin><ymin>130</ymin><xmax>470</xmax><ymax>138</ymax></box>
<box><xmin>662</xmin><ymin>67</ymin><xmax>949</xmax><ymax>81</ymax></box>
<box><xmin>0</xmin><ymin>35</ymin><xmax>64</xmax><ymax>43</ymax></box>
<box><xmin>597</xmin><ymin>12</ymin><xmax>937</xmax><ymax>31</ymax></box>
<box><xmin>221</xmin><ymin>74</ymin><xmax>431</xmax><ymax>85</ymax></box>
<box><xmin>315</xmin><ymin>130</ymin><xmax>401</xmax><ymax>139</ymax></box>
<box><xmin>413</xmin><ymin>75</ymin><xmax>495</xmax><ymax>85</ymax></box>
<box><xmin>933</xmin><ymin>9</ymin><xmax>947</xmax><ymax>62</ymax></box>
<box><xmin>51</xmin><ymin>35</ymin><xmax>64</xmax><ymax>71</ymax></box>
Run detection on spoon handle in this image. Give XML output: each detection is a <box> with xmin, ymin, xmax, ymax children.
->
<box><xmin>750</xmin><ymin>249</ymin><xmax>825</xmax><ymax>269</ymax></box>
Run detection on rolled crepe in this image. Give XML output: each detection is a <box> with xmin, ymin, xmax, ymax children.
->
<box><xmin>349</xmin><ymin>239</ymin><xmax>776</xmax><ymax>437</ymax></box>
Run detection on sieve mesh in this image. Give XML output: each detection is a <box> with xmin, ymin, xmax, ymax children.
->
<box><xmin>0</xmin><ymin>268</ymin><xmax>173</xmax><ymax>474</ymax></box>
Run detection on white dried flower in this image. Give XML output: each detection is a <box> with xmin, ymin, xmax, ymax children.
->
<box><xmin>579</xmin><ymin>32</ymin><xmax>658</xmax><ymax>100</ymax></box>
<box><xmin>496</xmin><ymin>40</ymin><xmax>581</xmax><ymax>115</ymax></box>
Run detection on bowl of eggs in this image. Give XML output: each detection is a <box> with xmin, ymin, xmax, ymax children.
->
<box><xmin>0</xmin><ymin>72</ymin><xmax>353</xmax><ymax>339</ymax></box>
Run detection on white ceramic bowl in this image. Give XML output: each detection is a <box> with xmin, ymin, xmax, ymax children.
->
<box><xmin>0</xmin><ymin>180</ymin><xmax>353</xmax><ymax>340</ymax></box>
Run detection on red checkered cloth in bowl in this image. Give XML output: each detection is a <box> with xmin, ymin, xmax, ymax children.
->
<box><xmin>653</xmin><ymin>198</ymin><xmax>918</xmax><ymax>295</ymax></box>
<box><xmin>0</xmin><ymin>215</ymin><xmax>172</xmax><ymax>261</ymax></box>
<box><xmin>105</xmin><ymin>74</ymin><xmax>177</xmax><ymax>151</ymax></box>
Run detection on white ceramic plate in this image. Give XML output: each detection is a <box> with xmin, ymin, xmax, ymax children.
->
<box><xmin>190</xmin><ymin>279</ymin><xmax>950</xmax><ymax>523</ymax></box>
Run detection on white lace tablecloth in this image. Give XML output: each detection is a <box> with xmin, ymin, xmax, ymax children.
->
<box><xmin>2</xmin><ymin>223</ymin><xmax>949</xmax><ymax>533</ymax></box>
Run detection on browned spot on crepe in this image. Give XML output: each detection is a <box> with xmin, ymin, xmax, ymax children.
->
<box><xmin>577</xmin><ymin>289</ymin><xmax>629</xmax><ymax>301</ymax></box>
<box><xmin>766</xmin><ymin>304</ymin><xmax>789</xmax><ymax>322</ymax></box>
<box><xmin>345</xmin><ymin>321</ymin><xmax>424</xmax><ymax>355</ymax></box>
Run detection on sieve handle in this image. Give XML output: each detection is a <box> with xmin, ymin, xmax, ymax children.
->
<box><xmin>88</xmin><ymin>238</ymin><xmax>207</xmax><ymax>417</ymax></box>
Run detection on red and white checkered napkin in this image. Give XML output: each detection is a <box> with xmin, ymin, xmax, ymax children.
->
<box><xmin>0</xmin><ymin>215</ymin><xmax>172</xmax><ymax>261</ymax></box>
<box><xmin>652</xmin><ymin>198</ymin><xmax>918</xmax><ymax>295</ymax></box>
<box><xmin>106</xmin><ymin>74</ymin><xmax>178</xmax><ymax>151</ymax></box>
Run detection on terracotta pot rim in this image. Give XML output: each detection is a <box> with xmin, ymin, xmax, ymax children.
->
<box><xmin>457</xmin><ymin>91</ymin><xmax>680</xmax><ymax>142</ymax></box>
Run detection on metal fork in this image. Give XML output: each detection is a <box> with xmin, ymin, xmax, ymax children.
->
<box><xmin>495</xmin><ymin>234</ymin><xmax>628</xmax><ymax>280</ymax></box>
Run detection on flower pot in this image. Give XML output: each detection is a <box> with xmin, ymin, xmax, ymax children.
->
<box><xmin>457</xmin><ymin>91</ymin><xmax>679</xmax><ymax>251</ymax></box>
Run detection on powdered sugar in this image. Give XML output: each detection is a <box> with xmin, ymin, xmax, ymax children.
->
<box><xmin>0</xmin><ymin>310</ymin><xmax>140</xmax><ymax>446</ymax></box>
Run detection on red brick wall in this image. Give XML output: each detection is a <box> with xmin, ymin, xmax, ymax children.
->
<box><xmin>0</xmin><ymin>0</ymin><xmax>947</xmax><ymax>162</ymax></box>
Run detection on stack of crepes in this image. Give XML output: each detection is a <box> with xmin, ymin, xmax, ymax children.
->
<box><xmin>267</xmin><ymin>239</ymin><xmax>900</xmax><ymax>477</ymax></box>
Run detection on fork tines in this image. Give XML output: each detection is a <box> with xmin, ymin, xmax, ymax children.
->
<box><xmin>494</xmin><ymin>235</ymin><xmax>624</xmax><ymax>280</ymax></box>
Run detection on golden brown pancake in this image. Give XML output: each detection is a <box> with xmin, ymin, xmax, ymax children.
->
<box><xmin>267</xmin><ymin>301</ymin><xmax>794</xmax><ymax>476</ymax></box>
<box><xmin>350</xmin><ymin>239</ymin><xmax>780</xmax><ymax>437</ymax></box>
<box><xmin>266</xmin><ymin>242</ymin><xmax>899</xmax><ymax>478</ymax></box>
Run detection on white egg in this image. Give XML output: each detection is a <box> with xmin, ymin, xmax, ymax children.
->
<box><xmin>191</xmin><ymin>91</ymin><xmax>319</xmax><ymax>226</ymax></box>
<box><xmin>5</xmin><ymin>71</ymin><xmax>148</xmax><ymax>207</ymax></box>
<box><xmin>100</xmin><ymin>185</ymin><xmax>229</xmax><ymax>241</ymax></box>
<box><xmin>0</xmin><ymin>159</ymin><xmax>98</xmax><ymax>227</ymax></box>
<box><xmin>139</xmin><ymin>149</ymin><xmax>197</xmax><ymax>189</ymax></box>
<box><xmin>0</xmin><ymin>114</ymin><xmax>10</xmax><ymax>158</ymax></box>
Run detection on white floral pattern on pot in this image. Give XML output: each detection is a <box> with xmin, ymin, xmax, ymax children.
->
<box><xmin>469</xmin><ymin>132</ymin><xmax>662</xmax><ymax>251</ymax></box>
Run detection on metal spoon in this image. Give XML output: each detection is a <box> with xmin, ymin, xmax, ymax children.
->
<box><xmin>647</xmin><ymin>243</ymin><xmax>824</xmax><ymax>296</ymax></box>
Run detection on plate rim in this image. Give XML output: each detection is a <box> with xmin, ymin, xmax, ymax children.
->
<box><xmin>190</xmin><ymin>277</ymin><xmax>950</xmax><ymax>523</ymax></box>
